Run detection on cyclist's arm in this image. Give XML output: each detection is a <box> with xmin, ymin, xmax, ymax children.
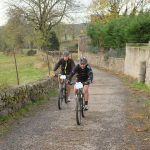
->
<box><xmin>68</xmin><ymin>64</ymin><xmax>78</xmax><ymax>81</ymax></box>
<box><xmin>54</xmin><ymin>59</ymin><xmax>62</xmax><ymax>72</ymax></box>
<box><xmin>87</xmin><ymin>65</ymin><xmax>93</xmax><ymax>82</ymax></box>
<box><xmin>71</xmin><ymin>59</ymin><xmax>75</xmax><ymax>70</ymax></box>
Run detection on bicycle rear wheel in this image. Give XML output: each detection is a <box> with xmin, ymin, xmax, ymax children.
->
<box><xmin>76</xmin><ymin>96</ymin><xmax>82</xmax><ymax>125</ymax></box>
<box><xmin>58</xmin><ymin>89</ymin><xmax>63</xmax><ymax>110</ymax></box>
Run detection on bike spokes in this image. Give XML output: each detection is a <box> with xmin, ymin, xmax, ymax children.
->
<box><xmin>58</xmin><ymin>90</ymin><xmax>63</xmax><ymax>110</ymax></box>
<box><xmin>64</xmin><ymin>87</ymin><xmax>68</xmax><ymax>104</ymax></box>
<box><xmin>81</xmin><ymin>98</ymin><xmax>85</xmax><ymax>118</ymax></box>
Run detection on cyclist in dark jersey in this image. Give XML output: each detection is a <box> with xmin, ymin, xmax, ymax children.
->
<box><xmin>68</xmin><ymin>57</ymin><xmax>93</xmax><ymax>110</ymax></box>
<box><xmin>54</xmin><ymin>51</ymin><xmax>75</xmax><ymax>101</ymax></box>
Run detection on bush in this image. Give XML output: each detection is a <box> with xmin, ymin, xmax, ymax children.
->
<box><xmin>87</xmin><ymin>13</ymin><xmax>150</xmax><ymax>59</ymax></box>
<box><xmin>27</xmin><ymin>49</ymin><xmax>37</xmax><ymax>56</ymax></box>
<box><xmin>125</xmin><ymin>13</ymin><xmax>150</xmax><ymax>43</ymax></box>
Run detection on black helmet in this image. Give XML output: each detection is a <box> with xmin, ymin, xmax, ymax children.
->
<box><xmin>63</xmin><ymin>51</ymin><xmax>70</xmax><ymax>57</ymax></box>
<box><xmin>80</xmin><ymin>57</ymin><xmax>87</xmax><ymax>64</ymax></box>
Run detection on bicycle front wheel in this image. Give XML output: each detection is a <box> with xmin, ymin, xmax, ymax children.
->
<box><xmin>58</xmin><ymin>89</ymin><xmax>63</xmax><ymax>110</ymax></box>
<box><xmin>81</xmin><ymin>96</ymin><xmax>85</xmax><ymax>118</ymax></box>
<box><xmin>76</xmin><ymin>96</ymin><xmax>82</xmax><ymax>125</ymax></box>
<box><xmin>64</xmin><ymin>86</ymin><xmax>68</xmax><ymax>104</ymax></box>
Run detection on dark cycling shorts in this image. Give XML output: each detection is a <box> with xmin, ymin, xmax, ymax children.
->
<box><xmin>77</xmin><ymin>80</ymin><xmax>90</xmax><ymax>86</ymax></box>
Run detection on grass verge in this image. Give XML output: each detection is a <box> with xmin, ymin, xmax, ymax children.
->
<box><xmin>130</xmin><ymin>82</ymin><xmax>150</xmax><ymax>108</ymax></box>
<box><xmin>130</xmin><ymin>82</ymin><xmax>150</xmax><ymax>95</ymax></box>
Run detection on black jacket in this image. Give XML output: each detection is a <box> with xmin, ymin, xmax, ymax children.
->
<box><xmin>54</xmin><ymin>58</ymin><xmax>75</xmax><ymax>75</ymax></box>
<box><xmin>69</xmin><ymin>64</ymin><xmax>93</xmax><ymax>82</ymax></box>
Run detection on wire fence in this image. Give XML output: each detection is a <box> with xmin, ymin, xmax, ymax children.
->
<box><xmin>0</xmin><ymin>50</ymin><xmax>78</xmax><ymax>90</ymax></box>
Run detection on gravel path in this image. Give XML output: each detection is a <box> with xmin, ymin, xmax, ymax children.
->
<box><xmin>0</xmin><ymin>68</ymin><xmax>150</xmax><ymax>150</ymax></box>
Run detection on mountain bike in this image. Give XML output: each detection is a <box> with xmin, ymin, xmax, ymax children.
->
<box><xmin>74</xmin><ymin>82</ymin><xmax>86</xmax><ymax>125</ymax></box>
<box><xmin>75</xmin><ymin>80</ymin><xmax>91</xmax><ymax>125</ymax></box>
<box><xmin>57</xmin><ymin>74</ymin><xmax>68</xmax><ymax>110</ymax></box>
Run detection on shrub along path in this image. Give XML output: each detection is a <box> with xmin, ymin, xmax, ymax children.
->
<box><xmin>0</xmin><ymin>68</ymin><xmax>150</xmax><ymax>150</ymax></box>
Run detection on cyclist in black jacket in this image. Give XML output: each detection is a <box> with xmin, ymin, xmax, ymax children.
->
<box><xmin>69</xmin><ymin>57</ymin><xmax>93</xmax><ymax>110</ymax></box>
<box><xmin>54</xmin><ymin>51</ymin><xmax>75</xmax><ymax>101</ymax></box>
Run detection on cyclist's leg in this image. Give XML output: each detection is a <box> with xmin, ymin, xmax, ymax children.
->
<box><xmin>66</xmin><ymin>84</ymin><xmax>71</xmax><ymax>102</ymax></box>
<box><xmin>67</xmin><ymin>84</ymin><xmax>71</xmax><ymax>97</ymax></box>
<box><xmin>83</xmin><ymin>85</ymin><xmax>89</xmax><ymax>101</ymax></box>
<box><xmin>83</xmin><ymin>85</ymin><xmax>89</xmax><ymax>110</ymax></box>
<box><xmin>74</xmin><ymin>85</ymin><xmax>77</xmax><ymax>95</ymax></box>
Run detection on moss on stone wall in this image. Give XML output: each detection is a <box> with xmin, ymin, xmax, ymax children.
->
<box><xmin>0</xmin><ymin>77</ymin><xmax>58</xmax><ymax>117</ymax></box>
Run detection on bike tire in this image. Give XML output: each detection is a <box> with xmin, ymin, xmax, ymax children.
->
<box><xmin>76</xmin><ymin>96</ymin><xmax>82</xmax><ymax>125</ymax></box>
<box><xmin>81</xmin><ymin>96</ymin><xmax>85</xmax><ymax>118</ymax></box>
<box><xmin>58</xmin><ymin>89</ymin><xmax>63</xmax><ymax>110</ymax></box>
<box><xmin>64</xmin><ymin>86</ymin><xmax>68</xmax><ymax>104</ymax></box>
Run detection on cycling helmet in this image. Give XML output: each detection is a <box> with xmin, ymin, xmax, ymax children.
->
<box><xmin>79</xmin><ymin>57</ymin><xmax>87</xmax><ymax>65</ymax></box>
<box><xmin>63</xmin><ymin>51</ymin><xmax>70</xmax><ymax>57</ymax></box>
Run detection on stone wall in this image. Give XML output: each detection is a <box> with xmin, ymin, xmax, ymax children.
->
<box><xmin>146</xmin><ymin>58</ymin><xmax>150</xmax><ymax>87</ymax></box>
<box><xmin>124</xmin><ymin>47</ymin><xmax>150</xmax><ymax>87</ymax></box>
<box><xmin>0</xmin><ymin>78</ymin><xmax>57</xmax><ymax>116</ymax></box>
<box><xmin>83</xmin><ymin>52</ymin><xmax>124</xmax><ymax>73</ymax></box>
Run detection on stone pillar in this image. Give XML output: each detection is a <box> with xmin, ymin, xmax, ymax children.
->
<box><xmin>138</xmin><ymin>61</ymin><xmax>146</xmax><ymax>83</ymax></box>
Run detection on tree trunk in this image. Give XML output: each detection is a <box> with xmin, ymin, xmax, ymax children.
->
<box><xmin>46</xmin><ymin>51</ymin><xmax>51</xmax><ymax>77</ymax></box>
<box><xmin>13</xmin><ymin>49</ymin><xmax>20</xmax><ymax>85</ymax></box>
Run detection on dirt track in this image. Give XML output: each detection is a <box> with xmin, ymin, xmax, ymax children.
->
<box><xmin>0</xmin><ymin>68</ymin><xmax>150</xmax><ymax>150</ymax></box>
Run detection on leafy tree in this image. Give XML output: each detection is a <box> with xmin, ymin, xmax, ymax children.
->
<box><xmin>4</xmin><ymin>8</ymin><xmax>27</xmax><ymax>50</ymax></box>
<box><xmin>125</xmin><ymin>13</ymin><xmax>150</xmax><ymax>43</ymax></box>
<box><xmin>0</xmin><ymin>27</ymin><xmax>7</xmax><ymax>51</ymax></box>
<box><xmin>87</xmin><ymin>13</ymin><xmax>150</xmax><ymax>50</ymax></box>
<box><xmin>104</xmin><ymin>17</ymin><xmax>129</xmax><ymax>49</ymax></box>
<box><xmin>44</xmin><ymin>31</ymin><xmax>60</xmax><ymax>51</ymax></box>
<box><xmin>87</xmin><ymin>23</ymin><xmax>106</xmax><ymax>48</ymax></box>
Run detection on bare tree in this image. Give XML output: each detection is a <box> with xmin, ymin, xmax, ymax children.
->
<box><xmin>8</xmin><ymin>0</ymin><xmax>80</xmax><ymax>48</ymax></box>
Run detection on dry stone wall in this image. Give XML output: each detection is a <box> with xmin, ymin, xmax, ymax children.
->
<box><xmin>0</xmin><ymin>78</ymin><xmax>57</xmax><ymax>116</ymax></box>
<box><xmin>82</xmin><ymin>52</ymin><xmax>124</xmax><ymax>73</ymax></box>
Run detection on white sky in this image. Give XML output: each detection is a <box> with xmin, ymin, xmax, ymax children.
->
<box><xmin>0</xmin><ymin>0</ymin><xmax>8</xmax><ymax>26</ymax></box>
<box><xmin>0</xmin><ymin>0</ymin><xmax>92</xmax><ymax>26</ymax></box>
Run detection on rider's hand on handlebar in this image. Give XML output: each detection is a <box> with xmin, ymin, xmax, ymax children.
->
<box><xmin>54</xmin><ymin>72</ymin><xmax>59</xmax><ymax>77</ymax></box>
<box><xmin>88</xmin><ymin>78</ymin><xmax>92</xmax><ymax>84</ymax></box>
<box><xmin>66</xmin><ymin>79</ymin><xmax>71</xmax><ymax>84</ymax></box>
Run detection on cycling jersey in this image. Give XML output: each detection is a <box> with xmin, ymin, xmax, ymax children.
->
<box><xmin>54</xmin><ymin>58</ymin><xmax>75</xmax><ymax>75</ymax></box>
<box><xmin>69</xmin><ymin>64</ymin><xmax>93</xmax><ymax>83</ymax></box>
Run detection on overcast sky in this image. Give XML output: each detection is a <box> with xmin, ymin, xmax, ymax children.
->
<box><xmin>0</xmin><ymin>0</ymin><xmax>92</xmax><ymax>26</ymax></box>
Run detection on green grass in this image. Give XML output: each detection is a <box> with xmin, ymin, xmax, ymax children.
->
<box><xmin>130</xmin><ymin>82</ymin><xmax>150</xmax><ymax>93</ymax></box>
<box><xmin>130</xmin><ymin>82</ymin><xmax>150</xmax><ymax>108</ymax></box>
<box><xmin>48</xmin><ymin>88</ymin><xmax>58</xmax><ymax>97</ymax></box>
<box><xmin>0</xmin><ymin>52</ymin><xmax>49</xmax><ymax>89</ymax></box>
<box><xmin>145</xmin><ymin>100</ymin><xmax>150</xmax><ymax>107</ymax></box>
